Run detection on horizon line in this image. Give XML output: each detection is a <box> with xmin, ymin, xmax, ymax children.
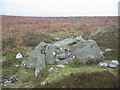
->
<box><xmin>1</xmin><ymin>14</ymin><xmax>119</xmax><ymax>17</ymax></box>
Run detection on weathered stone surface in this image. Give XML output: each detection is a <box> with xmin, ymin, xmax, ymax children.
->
<box><xmin>35</xmin><ymin>54</ymin><xmax>46</xmax><ymax>76</ymax></box>
<box><xmin>76</xmin><ymin>36</ymin><xmax>85</xmax><ymax>42</ymax></box>
<box><xmin>57</xmin><ymin>53</ymin><xmax>69</xmax><ymax>60</ymax></box>
<box><xmin>53</xmin><ymin>38</ymin><xmax>75</xmax><ymax>47</ymax></box>
<box><xmin>27</xmin><ymin>42</ymin><xmax>47</xmax><ymax>68</ymax></box>
<box><xmin>111</xmin><ymin>60</ymin><xmax>119</xmax><ymax>65</ymax></box>
<box><xmin>1</xmin><ymin>75</ymin><xmax>19</xmax><ymax>86</ymax></box>
<box><xmin>56</xmin><ymin>64</ymin><xmax>65</xmax><ymax>68</ymax></box>
<box><xmin>16</xmin><ymin>53</ymin><xmax>23</xmax><ymax>59</ymax></box>
<box><xmin>45</xmin><ymin>44</ymin><xmax>57</xmax><ymax>64</ymax></box>
<box><xmin>27</xmin><ymin>42</ymin><xmax>47</xmax><ymax>76</ymax></box>
<box><xmin>70</xmin><ymin>40</ymin><xmax>105</xmax><ymax>61</ymax></box>
<box><xmin>56</xmin><ymin>48</ymin><xmax>75</xmax><ymax>64</ymax></box>
<box><xmin>99</xmin><ymin>62</ymin><xmax>108</xmax><ymax>67</ymax></box>
<box><xmin>105</xmin><ymin>48</ymin><xmax>112</xmax><ymax>52</ymax></box>
<box><xmin>27</xmin><ymin>36</ymin><xmax>105</xmax><ymax>76</ymax></box>
<box><xmin>108</xmin><ymin>60</ymin><xmax>119</xmax><ymax>68</ymax></box>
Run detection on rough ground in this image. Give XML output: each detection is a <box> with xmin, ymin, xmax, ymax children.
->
<box><xmin>1</xmin><ymin>16</ymin><xmax>118</xmax><ymax>88</ymax></box>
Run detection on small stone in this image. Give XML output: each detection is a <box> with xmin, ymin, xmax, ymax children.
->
<box><xmin>4</xmin><ymin>80</ymin><xmax>12</xmax><ymax>84</ymax></box>
<box><xmin>100</xmin><ymin>51</ymin><xmax>104</xmax><ymax>55</ymax></box>
<box><xmin>99</xmin><ymin>62</ymin><xmax>108</xmax><ymax>67</ymax></box>
<box><xmin>16</xmin><ymin>53</ymin><xmax>23</xmax><ymax>59</ymax></box>
<box><xmin>105</xmin><ymin>49</ymin><xmax>112</xmax><ymax>52</ymax></box>
<box><xmin>40</xmin><ymin>82</ymin><xmax>46</xmax><ymax>85</ymax></box>
<box><xmin>46</xmin><ymin>78</ymin><xmax>49</xmax><ymax>80</ymax></box>
<box><xmin>14</xmin><ymin>65</ymin><xmax>19</xmax><ymax>67</ymax></box>
<box><xmin>56</xmin><ymin>64</ymin><xmax>65</xmax><ymax>68</ymax></box>
<box><xmin>108</xmin><ymin>63</ymin><xmax>117</xmax><ymax>68</ymax></box>
<box><xmin>54</xmin><ymin>38</ymin><xmax>60</xmax><ymax>41</ymax></box>
<box><xmin>52</xmin><ymin>52</ymin><xmax>56</xmax><ymax>55</ymax></box>
<box><xmin>111</xmin><ymin>60</ymin><xmax>119</xmax><ymax>65</ymax></box>
<box><xmin>108</xmin><ymin>60</ymin><xmax>119</xmax><ymax>68</ymax></box>
<box><xmin>25</xmin><ymin>85</ymin><xmax>29</xmax><ymax>88</ymax></box>
<box><xmin>48</xmin><ymin>68</ymin><xmax>53</xmax><ymax>71</ymax></box>
<box><xmin>76</xmin><ymin>36</ymin><xmax>85</xmax><ymax>42</ymax></box>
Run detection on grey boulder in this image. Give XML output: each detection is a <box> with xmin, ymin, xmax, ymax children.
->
<box><xmin>70</xmin><ymin>40</ymin><xmax>105</xmax><ymax>62</ymax></box>
<box><xmin>108</xmin><ymin>60</ymin><xmax>119</xmax><ymax>68</ymax></box>
<box><xmin>99</xmin><ymin>62</ymin><xmax>108</xmax><ymax>67</ymax></box>
<box><xmin>27</xmin><ymin>42</ymin><xmax>47</xmax><ymax>76</ymax></box>
<box><xmin>45</xmin><ymin>44</ymin><xmax>58</xmax><ymax>64</ymax></box>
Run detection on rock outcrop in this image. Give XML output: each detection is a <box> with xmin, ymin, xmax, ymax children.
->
<box><xmin>70</xmin><ymin>40</ymin><xmax>105</xmax><ymax>61</ymax></box>
<box><xmin>27</xmin><ymin>42</ymin><xmax>47</xmax><ymax>76</ymax></box>
<box><xmin>45</xmin><ymin>44</ymin><xmax>57</xmax><ymax>64</ymax></box>
<box><xmin>27</xmin><ymin>36</ymin><xmax>105</xmax><ymax>76</ymax></box>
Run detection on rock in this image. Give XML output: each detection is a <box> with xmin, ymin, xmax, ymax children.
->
<box><xmin>45</xmin><ymin>44</ymin><xmax>57</xmax><ymax>64</ymax></box>
<box><xmin>108</xmin><ymin>60</ymin><xmax>119</xmax><ymax>68</ymax></box>
<box><xmin>27</xmin><ymin>36</ymin><xmax>105</xmax><ymax>76</ymax></box>
<box><xmin>53</xmin><ymin>38</ymin><xmax>75</xmax><ymax>47</ymax></box>
<box><xmin>35</xmin><ymin>54</ymin><xmax>46</xmax><ymax>77</ymax></box>
<box><xmin>4</xmin><ymin>80</ymin><xmax>12</xmax><ymax>84</ymax></box>
<box><xmin>70</xmin><ymin>39</ymin><xmax>105</xmax><ymax>62</ymax></box>
<box><xmin>99</xmin><ymin>62</ymin><xmax>108</xmax><ymax>67</ymax></box>
<box><xmin>25</xmin><ymin>85</ymin><xmax>30</xmax><ymax>88</ymax></box>
<box><xmin>46</xmin><ymin>78</ymin><xmax>49</xmax><ymax>80</ymax></box>
<box><xmin>111</xmin><ymin>60</ymin><xmax>119</xmax><ymax>65</ymax></box>
<box><xmin>105</xmin><ymin>49</ymin><xmax>112</xmax><ymax>52</ymax></box>
<box><xmin>57</xmin><ymin>53</ymin><xmax>69</xmax><ymax>60</ymax></box>
<box><xmin>54</xmin><ymin>38</ymin><xmax>61</xmax><ymax>41</ymax></box>
<box><xmin>48</xmin><ymin>68</ymin><xmax>54</xmax><ymax>71</ymax></box>
<box><xmin>100</xmin><ymin>51</ymin><xmax>104</xmax><ymax>55</ymax></box>
<box><xmin>1</xmin><ymin>75</ymin><xmax>19</xmax><ymax>86</ymax></box>
<box><xmin>108</xmin><ymin>63</ymin><xmax>117</xmax><ymax>68</ymax></box>
<box><xmin>76</xmin><ymin>36</ymin><xmax>85</xmax><ymax>42</ymax></box>
<box><xmin>40</xmin><ymin>82</ymin><xmax>46</xmax><ymax>85</ymax></box>
<box><xmin>16</xmin><ymin>53</ymin><xmax>23</xmax><ymax>59</ymax></box>
<box><xmin>14</xmin><ymin>65</ymin><xmax>19</xmax><ymax>67</ymax></box>
<box><xmin>27</xmin><ymin>42</ymin><xmax>47</xmax><ymax>76</ymax></box>
<box><xmin>56</xmin><ymin>59</ymin><xmax>72</xmax><ymax>64</ymax></box>
<box><xmin>56</xmin><ymin>64</ymin><xmax>65</xmax><ymax>68</ymax></box>
<box><xmin>56</xmin><ymin>49</ymin><xmax>75</xmax><ymax>64</ymax></box>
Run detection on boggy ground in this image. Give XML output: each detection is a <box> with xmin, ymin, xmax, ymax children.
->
<box><xmin>1</xmin><ymin>16</ymin><xmax>119</xmax><ymax>88</ymax></box>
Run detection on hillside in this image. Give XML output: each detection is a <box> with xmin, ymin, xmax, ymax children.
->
<box><xmin>1</xmin><ymin>16</ymin><xmax>119</xmax><ymax>88</ymax></box>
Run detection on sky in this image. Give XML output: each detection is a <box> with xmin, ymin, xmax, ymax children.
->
<box><xmin>0</xmin><ymin>0</ymin><xmax>119</xmax><ymax>16</ymax></box>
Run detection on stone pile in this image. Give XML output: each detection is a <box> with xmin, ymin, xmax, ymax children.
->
<box><xmin>99</xmin><ymin>60</ymin><xmax>119</xmax><ymax>68</ymax></box>
<box><xmin>1</xmin><ymin>76</ymin><xmax>19</xmax><ymax>86</ymax></box>
<box><xmin>27</xmin><ymin>36</ymin><xmax>105</xmax><ymax>76</ymax></box>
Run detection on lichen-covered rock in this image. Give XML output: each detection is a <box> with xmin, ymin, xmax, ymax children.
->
<box><xmin>27</xmin><ymin>42</ymin><xmax>47</xmax><ymax>68</ymax></box>
<box><xmin>53</xmin><ymin>38</ymin><xmax>75</xmax><ymax>47</ymax></box>
<box><xmin>34</xmin><ymin>54</ymin><xmax>46</xmax><ymax>76</ymax></box>
<box><xmin>108</xmin><ymin>60</ymin><xmax>119</xmax><ymax>68</ymax></box>
<box><xmin>16</xmin><ymin>53</ymin><xmax>23</xmax><ymax>59</ymax></box>
<box><xmin>70</xmin><ymin>39</ymin><xmax>105</xmax><ymax>62</ymax></box>
<box><xmin>99</xmin><ymin>62</ymin><xmax>108</xmax><ymax>67</ymax></box>
<box><xmin>57</xmin><ymin>53</ymin><xmax>69</xmax><ymax>60</ymax></box>
<box><xmin>27</xmin><ymin>36</ymin><xmax>105</xmax><ymax>76</ymax></box>
<box><xmin>45</xmin><ymin>44</ymin><xmax>58</xmax><ymax>64</ymax></box>
<box><xmin>76</xmin><ymin>36</ymin><xmax>85</xmax><ymax>42</ymax></box>
<box><xmin>27</xmin><ymin>42</ymin><xmax>47</xmax><ymax>76</ymax></box>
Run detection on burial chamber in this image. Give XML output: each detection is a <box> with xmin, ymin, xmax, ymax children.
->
<box><xmin>27</xmin><ymin>36</ymin><xmax>105</xmax><ymax>76</ymax></box>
